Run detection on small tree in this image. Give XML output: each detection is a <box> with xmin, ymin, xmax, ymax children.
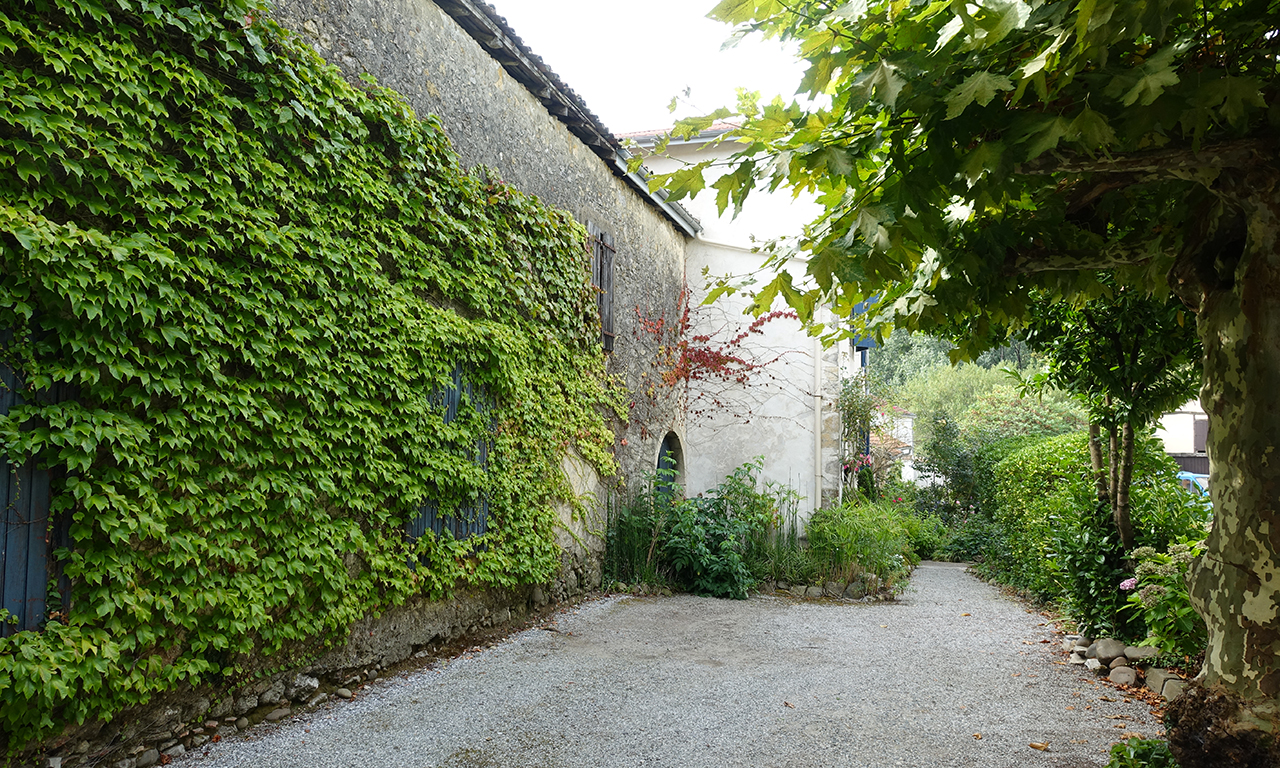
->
<box><xmin>1013</xmin><ymin>284</ymin><xmax>1202</xmax><ymax>551</ymax></box>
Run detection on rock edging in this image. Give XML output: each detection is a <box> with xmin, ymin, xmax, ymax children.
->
<box><xmin>1061</xmin><ymin>635</ymin><xmax>1187</xmax><ymax>701</ymax></box>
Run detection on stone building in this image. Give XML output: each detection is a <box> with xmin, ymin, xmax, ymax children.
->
<box><xmin>624</xmin><ymin>124</ymin><xmax>850</xmax><ymax>517</ymax></box>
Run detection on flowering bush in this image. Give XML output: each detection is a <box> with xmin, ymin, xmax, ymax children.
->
<box><xmin>1123</xmin><ymin>540</ymin><xmax>1208</xmax><ymax>658</ymax></box>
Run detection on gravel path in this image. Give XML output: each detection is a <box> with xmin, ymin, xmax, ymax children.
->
<box><xmin>181</xmin><ymin>562</ymin><xmax>1160</xmax><ymax>768</ymax></box>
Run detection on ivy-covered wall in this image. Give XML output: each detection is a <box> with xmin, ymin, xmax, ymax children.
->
<box><xmin>0</xmin><ymin>0</ymin><xmax>619</xmax><ymax>750</ymax></box>
<box><xmin>271</xmin><ymin>0</ymin><xmax>692</xmax><ymax>489</ymax></box>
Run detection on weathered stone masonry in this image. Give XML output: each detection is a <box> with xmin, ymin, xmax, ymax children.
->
<box><xmin>24</xmin><ymin>3</ymin><xmax>699</xmax><ymax>764</ymax></box>
<box><xmin>265</xmin><ymin>0</ymin><xmax>696</xmax><ymax>667</ymax></box>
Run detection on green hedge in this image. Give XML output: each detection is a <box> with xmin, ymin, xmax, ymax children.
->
<box><xmin>0</xmin><ymin>0</ymin><xmax>616</xmax><ymax>746</ymax></box>
<box><xmin>982</xmin><ymin>431</ymin><xmax>1207</xmax><ymax>637</ymax></box>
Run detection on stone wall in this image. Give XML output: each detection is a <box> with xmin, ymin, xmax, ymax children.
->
<box><xmin>23</xmin><ymin>3</ymin><xmax>690</xmax><ymax>765</ymax></box>
<box><xmin>270</xmin><ymin>0</ymin><xmax>691</xmax><ymax>491</ymax></box>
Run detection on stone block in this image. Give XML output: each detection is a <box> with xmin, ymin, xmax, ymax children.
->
<box><xmin>1085</xmin><ymin>658</ymin><xmax>1104</xmax><ymax>672</ymax></box>
<box><xmin>1124</xmin><ymin>645</ymin><xmax>1160</xmax><ymax>663</ymax></box>
<box><xmin>232</xmin><ymin>693</ymin><xmax>259</xmax><ymax>716</ymax></box>
<box><xmin>1162</xmin><ymin>679</ymin><xmax>1186</xmax><ymax>701</ymax></box>
<box><xmin>285</xmin><ymin>673</ymin><xmax>320</xmax><ymax>701</ymax></box>
<box><xmin>135</xmin><ymin>750</ymin><xmax>159</xmax><ymax>768</ymax></box>
<box><xmin>1109</xmin><ymin>666</ymin><xmax>1137</xmax><ymax>686</ymax></box>
<box><xmin>1095</xmin><ymin>638</ymin><xmax>1127</xmax><ymax>663</ymax></box>
<box><xmin>1109</xmin><ymin>656</ymin><xmax>1131</xmax><ymax>670</ymax></box>
<box><xmin>260</xmin><ymin>678</ymin><xmax>286</xmax><ymax>705</ymax></box>
<box><xmin>1146</xmin><ymin>668</ymin><xmax>1176</xmax><ymax>695</ymax></box>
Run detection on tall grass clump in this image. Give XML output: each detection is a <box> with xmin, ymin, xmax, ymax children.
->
<box><xmin>807</xmin><ymin>501</ymin><xmax>916</xmax><ymax>589</ymax></box>
<box><xmin>744</xmin><ymin>484</ymin><xmax>817</xmax><ymax>586</ymax></box>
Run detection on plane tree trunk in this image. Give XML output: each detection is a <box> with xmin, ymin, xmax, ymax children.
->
<box><xmin>1168</xmin><ymin>174</ymin><xmax>1280</xmax><ymax>767</ymax></box>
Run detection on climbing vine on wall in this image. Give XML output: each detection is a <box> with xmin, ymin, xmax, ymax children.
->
<box><xmin>0</xmin><ymin>0</ymin><xmax>615</xmax><ymax>747</ymax></box>
<box><xmin>632</xmin><ymin>288</ymin><xmax>797</xmax><ymax>425</ymax></box>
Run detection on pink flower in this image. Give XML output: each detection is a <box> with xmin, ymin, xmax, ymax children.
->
<box><xmin>1119</xmin><ymin>577</ymin><xmax>1138</xmax><ymax>591</ymax></box>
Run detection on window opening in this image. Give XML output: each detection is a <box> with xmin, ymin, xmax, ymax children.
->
<box><xmin>406</xmin><ymin>361</ymin><xmax>494</xmax><ymax>548</ymax></box>
<box><xmin>588</xmin><ymin>223</ymin><xmax>615</xmax><ymax>352</ymax></box>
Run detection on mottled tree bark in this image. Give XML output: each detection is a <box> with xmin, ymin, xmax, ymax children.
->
<box><xmin>1172</xmin><ymin>176</ymin><xmax>1280</xmax><ymax>765</ymax></box>
<box><xmin>1088</xmin><ymin>421</ymin><xmax>1109</xmax><ymax>505</ymax></box>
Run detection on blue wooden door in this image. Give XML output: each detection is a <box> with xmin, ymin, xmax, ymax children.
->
<box><xmin>407</xmin><ymin>362</ymin><xmax>492</xmax><ymax>546</ymax></box>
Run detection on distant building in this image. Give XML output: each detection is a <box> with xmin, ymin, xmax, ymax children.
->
<box><xmin>1155</xmin><ymin>399</ymin><xmax>1210</xmax><ymax>476</ymax></box>
<box><xmin>624</xmin><ymin>124</ymin><xmax>850</xmax><ymax>516</ymax></box>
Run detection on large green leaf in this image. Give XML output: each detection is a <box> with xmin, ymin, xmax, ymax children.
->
<box><xmin>944</xmin><ymin>71</ymin><xmax>1015</xmax><ymax>119</ymax></box>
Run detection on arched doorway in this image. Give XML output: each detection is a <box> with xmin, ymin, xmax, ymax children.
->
<box><xmin>656</xmin><ymin>431</ymin><xmax>683</xmax><ymax>497</ymax></box>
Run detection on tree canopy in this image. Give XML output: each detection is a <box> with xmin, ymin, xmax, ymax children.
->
<box><xmin>660</xmin><ymin>0</ymin><xmax>1277</xmax><ymax>354</ymax></box>
<box><xmin>657</xmin><ymin>0</ymin><xmax>1280</xmax><ymax>762</ymax></box>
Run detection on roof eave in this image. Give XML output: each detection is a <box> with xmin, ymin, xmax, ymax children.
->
<box><xmin>435</xmin><ymin>0</ymin><xmax>701</xmax><ymax>237</ymax></box>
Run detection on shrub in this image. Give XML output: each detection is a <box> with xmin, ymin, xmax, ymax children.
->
<box><xmin>1124</xmin><ymin>539</ymin><xmax>1209</xmax><ymax>657</ymax></box>
<box><xmin>1106</xmin><ymin>738</ymin><xmax>1177</xmax><ymax>768</ymax></box>
<box><xmin>606</xmin><ymin>458</ymin><xmax>778</xmax><ymax>599</ymax></box>
<box><xmin>985</xmin><ymin>430</ymin><xmax>1210</xmax><ymax>639</ymax></box>
<box><xmin>937</xmin><ymin>516</ymin><xmax>1000</xmax><ymax>563</ymax></box>
<box><xmin>900</xmin><ymin>511</ymin><xmax>949</xmax><ymax>560</ymax></box>
<box><xmin>665</xmin><ymin>495</ymin><xmax>757</xmax><ymax>599</ymax></box>
<box><xmin>807</xmin><ymin>501</ymin><xmax>914</xmax><ymax>586</ymax></box>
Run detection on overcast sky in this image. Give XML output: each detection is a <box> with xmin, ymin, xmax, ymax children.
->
<box><xmin>485</xmin><ymin>0</ymin><xmax>805</xmax><ymax>134</ymax></box>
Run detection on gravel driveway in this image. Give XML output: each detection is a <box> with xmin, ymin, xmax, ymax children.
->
<box><xmin>181</xmin><ymin>562</ymin><xmax>1160</xmax><ymax>768</ymax></box>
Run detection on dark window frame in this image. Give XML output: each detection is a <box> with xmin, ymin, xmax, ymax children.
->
<box><xmin>587</xmin><ymin>223</ymin><xmax>615</xmax><ymax>352</ymax></box>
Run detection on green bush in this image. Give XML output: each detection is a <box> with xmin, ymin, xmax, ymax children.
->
<box><xmin>937</xmin><ymin>516</ymin><xmax>1000</xmax><ymax>563</ymax></box>
<box><xmin>606</xmin><ymin>458</ymin><xmax>778</xmax><ymax>599</ymax></box>
<box><xmin>986</xmin><ymin>433</ymin><xmax>1091</xmax><ymax>598</ymax></box>
<box><xmin>1106</xmin><ymin>738</ymin><xmax>1177</xmax><ymax>768</ymax></box>
<box><xmin>807</xmin><ymin>501</ymin><xmax>914</xmax><ymax>586</ymax></box>
<box><xmin>985</xmin><ymin>431</ymin><xmax>1210</xmax><ymax>639</ymax></box>
<box><xmin>1124</xmin><ymin>539</ymin><xmax>1209</xmax><ymax>657</ymax></box>
<box><xmin>900</xmin><ymin>510</ymin><xmax>949</xmax><ymax>560</ymax></box>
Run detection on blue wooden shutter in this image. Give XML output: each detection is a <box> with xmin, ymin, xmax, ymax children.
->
<box><xmin>407</xmin><ymin>362</ymin><xmax>493</xmax><ymax>546</ymax></box>
<box><xmin>0</xmin><ymin>361</ymin><xmax>53</xmax><ymax>637</ymax></box>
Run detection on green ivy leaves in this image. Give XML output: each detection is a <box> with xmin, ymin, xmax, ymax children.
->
<box><xmin>0</xmin><ymin>0</ymin><xmax>614</xmax><ymax>748</ymax></box>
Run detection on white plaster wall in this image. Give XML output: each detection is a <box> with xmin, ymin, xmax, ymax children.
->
<box><xmin>681</xmin><ymin>243</ymin><xmax>840</xmax><ymax>519</ymax></box>
<box><xmin>1155</xmin><ymin>399</ymin><xmax>1206</xmax><ymax>455</ymax></box>
<box><xmin>637</xmin><ymin>133</ymin><xmax>840</xmax><ymax>517</ymax></box>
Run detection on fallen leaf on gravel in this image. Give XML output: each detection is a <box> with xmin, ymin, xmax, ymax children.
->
<box><xmin>880</xmin><ymin>625</ymin><xmax>887</xmax><ymax>628</ymax></box>
<box><xmin>1100</xmin><ymin>696</ymin><xmax>1116</xmax><ymax>701</ymax></box>
<box><xmin>784</xmin><ymin>701</ymin><xmax>795</xmax><ymax>709</ymax></box>
<box><xmin>961</xmin><ymin>613</ymin><xmax>971</xmax><ymax>617</ymax></box>
<box><xmin>1121</xmin><ymin>732</ymin><xmax>1144</xmax><ymax>739</ymax></box>
<box><xmin>973</xmin><ymin>733</ymin><xmax>981</xmax><ymax>740</ymax></box>
<box><xmin>1029</xmin><ymin>742</ymin><xmax>1049</xmax><ymax>751</ymax></box>
<box><xmin>1065</xmin><ymin>706</ymin><xmax>1074</xmax><ymax>710</ymax></box>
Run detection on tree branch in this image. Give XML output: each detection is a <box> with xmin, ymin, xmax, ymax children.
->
<box><xmin>1004</xmin><ymin>247</ymin><xmax>1151</xmax><ymax>275</ymax></box>
<box><xmin>1018</xmin><ymin>139</ymin><xmax>1276</xmax><ymax>179</ymax></box>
